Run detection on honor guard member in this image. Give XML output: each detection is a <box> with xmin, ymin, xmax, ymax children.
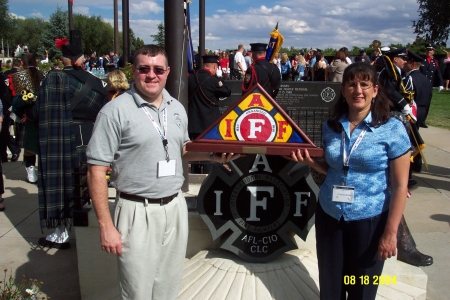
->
<box><xmin>420</xmin><ymin>43</ymin><xmax>444</xmax><ymax>91</ymax></box>
<box><xmin>403</xmin><ymin>50</ymin><xmax>432</xmax><ymax>172</ymax></box>
<box><xmin>24</xmin><ymin>38</ymin><xmax>109</xmax><ymax>249</ymax></box>
<box><xmin>378</xmin><ymin>48</ymin><xmax>433</xmax><ymax>267</ymax></box>
<box><xmin>242</xmin><ymin>43</ymin><xmax>281</xmax><ymax>99</ymax></box>
<box><xmin>188</xmin><ymin>55</ymin><xmax>231</xmax><ymax>140</ymax></box>
<box><xmin>419</xmin><ymin>43</ymin><xmax>443</xmax><ymax>128</ymax></box>
<box><xmin>378</xmin><ymin>48</ymin><xmax>415</xmax><ymax>119</ymax></box>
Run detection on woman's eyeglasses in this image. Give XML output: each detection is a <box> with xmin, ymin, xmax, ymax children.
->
<box><xmin>345</xmin><ymin>82</ymin><xmax>373</xmax><ymax>91</ymax></box>
<box><xmin>136</xmin><ymin>66</ymin><xmax>168</xmax><ymax>75</ymax></box>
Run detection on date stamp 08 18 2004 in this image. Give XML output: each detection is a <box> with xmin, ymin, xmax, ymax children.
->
<box><xmin>344</xmin><ymin>275</ymin><xmax>397</xmax><ymax>286</ymax></box>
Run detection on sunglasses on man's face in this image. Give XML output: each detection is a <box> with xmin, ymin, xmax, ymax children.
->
<box><xmin>136</xmin><ymin>66</ymin><xmax>168</xmax><ymax>75</ymax></box>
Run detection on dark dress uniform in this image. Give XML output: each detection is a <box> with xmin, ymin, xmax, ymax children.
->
<box><xmin>242</xmin><ymin>43</ymin><xmax>281</xmax><ymax>99</ymax></box>
<box><xmin>377</xmin><ymin>50</ymin><xmax>434</xmax><ymax>267</ymax></box>
<box><xmin>378</xmin><ymin>67</ymin><xmax>409</xmax><ymax>112</ymax></box>
<box><xmin>409</xmin><ymin>69</ymin><xmax>432</xmax><ymax>128</ymax></box>
<box><xmin>188</xmin><ymin>58</ymin><xmax>231</xmax><ymax>138</ymax></box>
<box><xmin>409</xmin><ymin>69</ymin><xmax>432</xmax><ymax>172</ymax></box>
<box><xmin>188</xmin><ymin>55</ymin><xmax>231</xmax><ymax>174</ymax></box>
<box><xmin>420</xmin><ymin>56</ymin><xmax>444</xmax><ymax>88</ymax></box>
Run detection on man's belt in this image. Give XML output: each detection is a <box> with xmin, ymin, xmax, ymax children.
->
<box><xmin>119</xmin><ymin>192</ymin><xmax>178</xmax><ymax>205</ymax></box>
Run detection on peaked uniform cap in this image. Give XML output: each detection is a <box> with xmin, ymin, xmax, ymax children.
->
<box><xmin>202</xmin><ymin>55</ymin><xmax>219</xmax><ymax>64</ymax></box>
<box><xmin>406</xmin><ymin>50</ymin><xmax>423</xmax><ymax>62</ymax></box>
<box><xmin>386</xmin><ymin>48</ymin><xmax>408</xmax><ymax>58</ymax></box>
<box><xmin>250</xmin><ymin>43</ymin><xmax>268</xmax><ymax>52</ymax></box>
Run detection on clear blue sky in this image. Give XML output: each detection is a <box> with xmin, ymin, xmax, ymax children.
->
<box><xmin>10</xmin><ymin>0</ymin><xmax>436</xmax><ymax>52</ymax></box>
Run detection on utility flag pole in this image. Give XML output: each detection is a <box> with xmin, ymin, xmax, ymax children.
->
<box><xmin>199</xmin><ymin>0</ymin><xmax>205</xmax><ymax>70</ymax></box>
<box><xmin>68</xmin><ymin>0</ymin><xmax>74</xmax><ymax>30</ymax></box>
<box><xmin>122</xmin><ymin>0</ymin><xmax>130</xmax><ymax>65</ymax></box>
<box><xmin>114</xmin><ymin>0</ymin><xmax>119</xmax><ymax>54</ymax></box>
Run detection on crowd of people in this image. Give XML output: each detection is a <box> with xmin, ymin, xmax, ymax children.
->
<box><xmin>85</xmin><ymin>49</ymin><xmax>120</xmax><ymax>73</ymax></box>
<box><xmin>0</xmin><ymin>38</ymin><xmax>446</xmax><ymax>299</ymax></box>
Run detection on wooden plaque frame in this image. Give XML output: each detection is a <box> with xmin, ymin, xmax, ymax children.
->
<box><xmin>186</xmin><ymin>83</ymin><xmax>324</xmax><ymax>157</ymax></box>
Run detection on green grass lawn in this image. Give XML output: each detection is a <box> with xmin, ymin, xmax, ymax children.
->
<box><xmin>427</xmin><ymin>89</ymin><xmax>450</xmax><ymax>130</ymax></box>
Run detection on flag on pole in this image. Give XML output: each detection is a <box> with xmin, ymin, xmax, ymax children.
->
<box><xmin>265</xmin><ymin>22</ymin><xmax>284</xmax><ymax>63</ymax></box>
<box><xmin>185</xmin><ymin>1</ymin><xmax>195</xmax><ymax>74</ymax></box>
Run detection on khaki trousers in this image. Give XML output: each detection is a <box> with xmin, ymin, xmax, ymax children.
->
<box><xmin>114</xmin><ymin>191</ymin><xmax>188</xmax><ymax>300</ymax></box>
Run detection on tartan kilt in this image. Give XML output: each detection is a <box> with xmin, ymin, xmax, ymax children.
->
<box><xmin>14</xmin><ymin>121</ymin><xmax>26</xmax><ymax>149</ymax></box>
<box><xmin>23</xmin><ymin>120</ymin><xmax>39</xmax><ymax>154</ymax></box>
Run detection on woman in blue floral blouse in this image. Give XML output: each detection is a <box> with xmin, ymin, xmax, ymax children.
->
<box><xmin>291</xmin><ymin>62</ymin><xmax>411</xmax><ymax>299</ymax></box>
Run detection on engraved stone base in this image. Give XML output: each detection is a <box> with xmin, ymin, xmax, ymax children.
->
<box><xmin>178</xmin><ymin>249</ymin><xmax>320</xmax><ymax>300</ymax></box>
<box><xmin>179</xmin><ymin>227</ymin><xmax>427</xmax><ymax>300</ymax></box>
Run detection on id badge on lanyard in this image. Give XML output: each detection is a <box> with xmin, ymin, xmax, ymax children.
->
<box><xmin>141</xmin><ymin>106</ymin><xmax>176</xmax><ymax>177</ymax></box>
<box><xmin>332</xmin><ymin>126</ymin><xmax>367</xmax><ymax>203</ymax></box>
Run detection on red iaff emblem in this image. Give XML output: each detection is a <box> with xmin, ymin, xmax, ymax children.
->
<box><xmin>235</xmin><ymin>108</ymin><xmax>276</xmax><ymax>142</ymax></box>
<box><xmin>218</xmin><ymin>93</ymin><xmax>292</xmax><ymax>143</ymax></box>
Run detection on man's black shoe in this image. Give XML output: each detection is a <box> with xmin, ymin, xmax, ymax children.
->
<box><xmin>38</xmin><ymin>237</ymin><xmax>70</xmax><ymax>250</ymax></box>
<box><xmin>397</xmin><ymin>248</ymin><xmax>433</xmax><ymax>266</ymax></box>
<box><xmin>11</xmin><ymin>151</ymin><xmax>20</xmax><ymax>162</ymax></box>
<box><xmin>420</xmin><ymin>123</ymin><xmax>428</xmax><ymax>128</ymax></box>
<box><xmin>408</xmin><ymin>179</ymin><xmax>417</xmax><ymax>188</ymax></box>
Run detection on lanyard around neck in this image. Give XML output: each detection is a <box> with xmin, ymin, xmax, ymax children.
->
<box><xmin>342</xmin><ymin>125</ymin><xmax>368</xmax><ymax>175</ymax></box>
<box><xmin>141</xmin><ymin>106</ymin><xmax>170</xmax><ymax>162</ymax></box>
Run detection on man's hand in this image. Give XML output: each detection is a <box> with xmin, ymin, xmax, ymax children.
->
<box><xmin>100</xmin><ymin>223</ymin><xmax>123</xmax><ymax>256</ymax></box>
<box><xmin>211</xmin><ymin>152</ymin><xmax>240</xmax><ymax>163</ymax></box>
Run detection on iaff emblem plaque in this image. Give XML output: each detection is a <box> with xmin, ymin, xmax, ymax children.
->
<box><xmin>186</xmin><ymin>83</ymin><xmax>324</xmax><ymax>157</ymax></box>
<box><xmin>198</xmin><ymin>154</ymin><xmax>318</xmax><ymax>263</ymax></box>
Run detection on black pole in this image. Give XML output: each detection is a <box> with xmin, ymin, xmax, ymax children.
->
<box><xmin>199</xmin><ymin>0</ymin><xmax>205</xmax><ymax>70</ymax></box>
<box><xmin>114</xmin><ymin>0</ymin><xmax>119</xmax><ymax>54</ymax></box>
<box><xmin>122</xmin><ymin>0</ymin><xmax>129</xmax><ymax>65</ymax></box>
<box><xmin>165</xmin><ymin>0</ymin><xmax>189</xmax><ymax>191</ymax></box>
<box><xmin>68</xmin><ymin>0</ymin><xmax>73</xmax><ymax>30</ymax></box>
<box><xmin>164</xmin><ymin>0</ymin><xmax>187</xmax><ymax>102</ymax></box>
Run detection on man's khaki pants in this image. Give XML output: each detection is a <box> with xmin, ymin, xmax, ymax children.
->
<box><xmin>114</xmin><ymin>192</ymin><xmax>188</xmax><ymax>300</ymax></box>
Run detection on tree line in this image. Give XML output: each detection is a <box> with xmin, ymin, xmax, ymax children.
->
<box><xmin>1</xmin><ymin>0</ymin><xmax>448</xmax><ymax>60</ymax></box>
<box><xmin>0</xmin><ymin>1</ymin><xmax>144</xmax><ymax>61</ymax></box>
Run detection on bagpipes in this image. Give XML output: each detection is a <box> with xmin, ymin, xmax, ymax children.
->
<box><xmin>378</xmin><ymin>52</ymin><xmax>428</xmax><ymax>170</ymax></box>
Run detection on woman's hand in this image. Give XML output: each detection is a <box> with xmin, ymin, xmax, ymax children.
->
<box><xmin>289</xmin><ymin>149</ymin><xmax>315</xmax><ymax>166</ymax></box>
<box><xmin>288</xmin><ymin>149</ymin><xmax>329</xmax><ymax>174</ymax></box>
<box><xmin>378</xmin><ymin>230</ymin><xmax>397</xmax><ymax>260</ymax></box>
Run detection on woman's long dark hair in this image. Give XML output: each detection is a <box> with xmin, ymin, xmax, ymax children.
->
<box><xmin>327</xmin><ymin>62</ymin><xmax>390</xmax><ymax>132</ymax></box>
<box><xmin>21</xmin><ymin>52</ymin><xmax>42</xmax><ymax>93</ymax></box>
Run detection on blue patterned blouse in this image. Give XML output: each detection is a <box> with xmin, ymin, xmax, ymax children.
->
<box><xmin>318</xmin><ymin>112</ymin><xmax>411</xmax><ymax>221</ymax></box>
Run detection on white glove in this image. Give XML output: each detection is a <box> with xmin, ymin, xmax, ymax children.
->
<box><xmin>402</xmin><ymin>104</ymin><xmax>417</xmax><ymax>122</ymax></box>
<box><xmin>438</xmin><ymin>86</ymin><xmax>444</xmax><ymax>92</ymax></box>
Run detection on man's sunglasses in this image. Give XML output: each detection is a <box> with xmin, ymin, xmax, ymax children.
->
<box><xmin>136</xmin><ymin>66</ymin><xmax>168</xmax><ymax>75</ymax></box>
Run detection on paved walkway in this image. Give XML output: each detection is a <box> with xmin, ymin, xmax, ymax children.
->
<box><xmin>0</xmin><ymin>126</ymin><xmax>449</xmax><ymax>300</ymax></box>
